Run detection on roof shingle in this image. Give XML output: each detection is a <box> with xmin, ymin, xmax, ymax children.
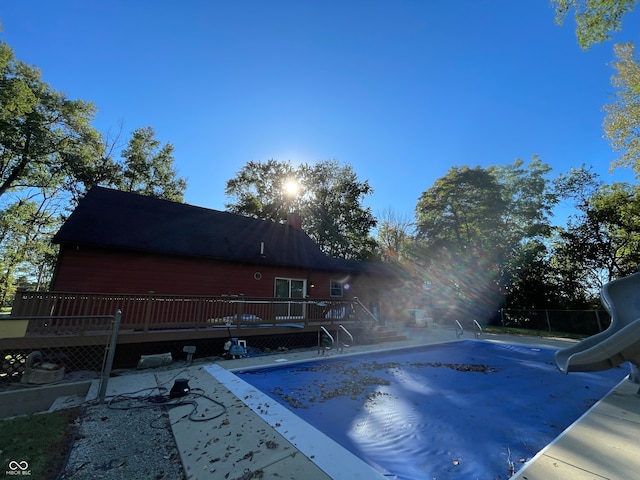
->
<box><xmin>53</xmin><ymin>187</ymin><xmax>340</xmax><ymax>271</ymax></box>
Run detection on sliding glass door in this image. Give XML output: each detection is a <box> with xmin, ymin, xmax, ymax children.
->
<box><xmin>275</xmin><ymin>278</ymin><xmax>306</xmax><ymax>319</ymax></box>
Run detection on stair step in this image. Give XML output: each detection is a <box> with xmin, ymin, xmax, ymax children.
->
<box><xmin>357</xmin><ymin>326</ymin><xmax>407</xmax><ymax>345</ymax></box>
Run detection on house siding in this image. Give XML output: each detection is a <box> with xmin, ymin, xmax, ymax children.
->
<box><xmin>52</xmin><ymin>245</ymin><xmax>351</xmax><ymax>299</ymax></box>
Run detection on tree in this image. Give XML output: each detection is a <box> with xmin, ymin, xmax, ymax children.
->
<box><xmin>488</xmin><ymin>157</ymin><xmax>557</xmax><ymax>240</ymax></box>
<box><xmin>60</xmin><ymin>125</ymin><xmax>124</xmax><ymax>205</ymax></box>
<box><xmin>604</xmin><ymin>42</ymin><xmax>640</xmax><ymax>177</ymax></box>
<box><xmin>225</xmin><ymin>159</ymin><xmax>298</xmax><ymax>222</ymax></box>
<box><xmin>553</xmin><ymin>179</ymin><xmax>640</xmax><ymax>294</ymax></box>
<box><xmin>62</xmin><ymin>125</ymin><xmax>187</xmax><ymax>204</ymax></box>
<box><xmin>414</xmin><ymin>166</ymin><xmax>509</xmax><ymax>322</ymax></box>
<box><xmin>376</xmin><ymin>207</ymin><xmax>413</xmax><ymax>262</ymax></box>
<box><xmin>551</xmin><ymin>0</ymin><xmax>637</xmax><ymax>49</ymax></box>
<box><xmin>0</xmin><ymin>41</ymin><xmax>97</xmax><ymax>200</ymax></box>
<box><xmin>489</xmin><ymin>158</ymin><xmax>558</xmax><ymax>309</ymax></box>
<box><xmin>415</xmin><ymin>166</ymin><xmax>508</xmax><ymax>249</ymax></box>
<box><xmin>0</xmin><ymin>35</ymin><xmax>188</xmax><ymax>302</ymax></box>
<box><xmin>299</xmin><ymin>161</ymin><xmax>377</xmax><ymax>259</ymax></box>
<box><xmin>501</xmin><ymin>239</ymin><xmax>560</xmax><ymax>309</ymax></box>
<box><xmin>413</xmin><ymin>160</ymin><xmax>558</xmax><ymax>320</ymax></box>
<box><xmin>117</xmin><ymin>127</ymin><xmax>186</xmax><ymax>201</ymax></box>
<box><xmin>225</xmin><ymin>159</ymin><xmax>377</xmax><ymax>259</ymax></box>
<box><xmin>548</xmin><ymin>166</ymin><xmax>603</xmax><ymax>305</ymax></box>
<box><xmin>0</xmin><ymin>39</ymin><xmax>99</xmax><ymax>302</ymax></box>
<box><xmin>0</xmin><ymin>195</ymin><xmax>58</xmax><ymax>305</ymax></box>
<box><xmin>551</xmin><ymin>3</ymin><xmax>640</xmax><ymax>182</ymax></box>
<box><xmin>550</xmin><ymin>166</ymin><xmax>640</xmax><ymax>307</ymax></box>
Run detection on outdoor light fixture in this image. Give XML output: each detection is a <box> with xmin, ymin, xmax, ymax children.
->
<box><xmin>169</xmin><ymin>378</ymin><xmax>190</xmax><ymax>398</ymax></box>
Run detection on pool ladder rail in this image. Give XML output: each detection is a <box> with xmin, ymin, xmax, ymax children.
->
<box><xmin>337</xmin><ymin>324</ymin><xmax>354</xmax><ymax>353</ymax></box>
<box><xmin>473</xmin><ymin>319</ymin><xmax>482</xmax><ymax>338</ymax></box>
<box><xmin>455</xmin><ymin>320</ymin><xmax>464</xmax><ymax>338</ymax></box>
<box><xmin>454</xmin><ymin>319</ymin><xmax>483</xmax><ymax>339</ymax></box>
<box><xmin>318</xmin><ymin>325</ymin><xmax>354</xmax><ymax>355</ymax></box>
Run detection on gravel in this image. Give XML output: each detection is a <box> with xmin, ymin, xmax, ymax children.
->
<box><xmin>60</xmin><ymin>401</ymin><xmax>184</xmax><ymax>480</ymax></box>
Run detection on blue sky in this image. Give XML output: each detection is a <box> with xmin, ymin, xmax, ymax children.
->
<box><xmin>1</xmin><ymin>1</ymin><xmax>638</xmax><ymax>224</ymax></box>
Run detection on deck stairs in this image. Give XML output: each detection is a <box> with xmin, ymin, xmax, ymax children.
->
<box><xmin>357</xmin><ymin>322</ymin><xmax>407</xmax><ymax>345</ymax></box>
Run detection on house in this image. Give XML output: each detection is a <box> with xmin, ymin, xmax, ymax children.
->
<box><xmin>50</xmin><ymin>187</ymin><xmax>388</xmax><ymax>313</ymax></box>
<box><xmin>3</xmin><ymin>187</ymin><xmax>403</xmax><ymax>367</ymax></box>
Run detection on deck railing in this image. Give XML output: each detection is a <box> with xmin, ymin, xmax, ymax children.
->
<box><xmin>9</xmin><ymin>290</ymin><xmax>370</xmax><ymax>334</ymax></box>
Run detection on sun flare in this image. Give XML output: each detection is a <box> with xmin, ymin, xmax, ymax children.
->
<box><xmin>284</xmin><ymin>179</ymin><xmax>299</xmax><ymax>197</ymax></box>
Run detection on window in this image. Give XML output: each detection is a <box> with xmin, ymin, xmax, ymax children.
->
<box><xmin>330</xmin><ymin>280</ymin><xmax>343</xmax><ymax>297</ymax></box>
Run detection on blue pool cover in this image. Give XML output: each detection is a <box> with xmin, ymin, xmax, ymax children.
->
<box><xmin>235</xmin><ymin>340</ymin><xmax>630</xmax><ymax>479</ymax></box>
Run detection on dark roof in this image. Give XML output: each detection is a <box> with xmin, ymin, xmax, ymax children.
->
<box><xmin>54</xmin><ymin>187</ymin><xmax>342</xmax><ymax>271</ymax></box>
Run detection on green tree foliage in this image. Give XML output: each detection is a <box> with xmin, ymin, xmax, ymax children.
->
<box><xmin>488</xmin><ymin>157</ymin><xmax>557</xmax><ymax>239</ymax></box>
<box><xmin>413</xmin><ymin>160</ymin><xmax>557</xmax><ymax>320</ymax></box>
<box><xmin>501</xmin><ymin>239</ymin><xmax>560</xmax><ymax>309</ymax></box>
<box><xmin>0</xmin><ymin>41</ymin><xmax>97</xmax><ymax>199</ymax></box>
<box><xmin>225</xmin><ymin>159</ymin><xmax>298</xmax><ymax>222</ymax></box>
<box><xmin>0</xmin><ymin>39</ymin><xmax>99</xmax><ymax>302</ymax></box>
<box><xmin>225</xmin><ymin>159</ymin><xmax>377</xmax><ymax>260</ymax></box>
<box><xmin>414</xmin><ymin>166</ymin><xmax>508</xmax><ymax>321</ymax></box>
<box><xmin>63</xmin><ymin>126</ymin><xmax>187</xmax><ymax>203</ymax></box>
<box><xmin>300</xmin><ymin>161</ymin><xmax>377</xmax><ymax>260</ymax></box>
<box><xmin>553</xmin><ymin>168</ymin><xmax>640</xmax><ymax>297</ymax></box>
<box><xmin>416</xmin><ymin>166</ymin><xmax>507</xmax><ymax>249</ymax></box>
<box><xmin>490</xmin><ymin>158</ymin><xmax>558</xmax><ymax>309</ymax></box>
<box><xmin>0</xmin><ymin>196</ymin><xmax>58</xmax><ymax>305</ymax></box>
<box><xmin>117</xmin><ymin>126</ymin><xmax>186</xmax><ymax>201</ymax></box>
<box><xmin>61</xmin><ymin>127</ymin><xmax>124</xmax><ymax>205</ymax></box>
<box><xmin>0</xmin><ymin>36</ymin><xmax>187</xmax><ymax>303</ymax></box>
<box><xmin>551</xmin><ymin>0</ymin><xmax>637</xmax><ymax>49</ymax></box>
<box><xmin>604</xmin><ymin>42</ymin><xmax>640</xmax><ymax>177</ymax></box>
<box><xmin>548</xmin><ymin>166</ymin><xmax>602</xmax><ymax>306</ymax></box>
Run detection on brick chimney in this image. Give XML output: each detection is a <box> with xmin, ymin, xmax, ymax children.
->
<box><xmin>287</xmin><ymin>212</ymin><xmax>302</xmax><ymax>230</ymax></box>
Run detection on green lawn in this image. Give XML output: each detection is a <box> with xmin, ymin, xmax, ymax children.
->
<box><xmin>482</xmin><ymin>325</ymin><xmax>586</xmax><ymax>340</ymax></box>
<box><xmin>0</xmin><ymin>408</ymin><xmax>80</xmax><ymax>479</ymax></box>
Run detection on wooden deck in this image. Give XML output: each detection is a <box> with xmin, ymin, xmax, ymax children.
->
<box><xmin>1</xmin><ymin>291</ymin><xmax>375</xmax><ymax>349</ymax></box>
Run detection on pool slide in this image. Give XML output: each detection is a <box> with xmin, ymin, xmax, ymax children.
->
<box><xmin>555</xmin><ymin>269</ymin><xmax>640</xmax><ymax>376</ymax></box>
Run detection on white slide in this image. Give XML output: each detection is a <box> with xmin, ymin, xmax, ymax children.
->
<box><xmin>555</xmin><ymin>270</ymin><xmax>640</xmax><ymax>374</ymax></box>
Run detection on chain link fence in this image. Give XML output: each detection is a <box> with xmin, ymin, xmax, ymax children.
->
<box><xmin>0</xmin><ymin>312</ymin><xmax>121</xmax><ymax>395</ymax></box>
<box><xmin>1</xmin><ymin>311</ymin><xmax>326</xmax><ymax>394</ymax></box>
<box><xmin>497</xmin><ymin>309</ymin><xmax>611</xmax><ymax>336</ymax></box>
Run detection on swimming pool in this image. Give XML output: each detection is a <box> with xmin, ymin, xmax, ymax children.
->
<box><xmin>211</xmin><ymin>340</ymin><xmax>629</xmax><ymax>479</ymax></box>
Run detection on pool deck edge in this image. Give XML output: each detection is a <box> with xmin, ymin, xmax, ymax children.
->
<box><xmin>511</xmin><ymin>376</ymin><xmax>640</xmax><ymax>480</ymax></box>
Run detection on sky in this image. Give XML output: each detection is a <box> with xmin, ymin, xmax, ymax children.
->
<box><xmin>1</xmin><ymin>1</ymin><xmax>639</xmax><ymax>225</ymax></box>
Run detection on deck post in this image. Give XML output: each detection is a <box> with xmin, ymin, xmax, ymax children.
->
<box><xmin>195</xmin><ymin>298</ymin><xmax>204</xmax><ymax>330</ymax></box>
<box><xmin>236</xmin><ymin>297</ymin><xmax>244</xmax><ymax>328</ymax></box>
<box><xmin>143</xmin><ymin>291</ymin><xmax>155</xmax><ymax>332</ymax></box>
<box><xmin>99</xmin><ymin>310</ymin><xmax>122</xmax><ymax>404</ymax></box>
<box><xmin>10</xmin><ymin>288</ymin><xmax>26</xmax><ymax>316</ymax></box>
